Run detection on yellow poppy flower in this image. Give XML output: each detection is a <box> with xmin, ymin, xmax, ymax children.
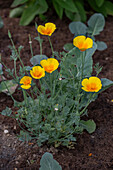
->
<box><xmin>73</xmin><ymin>35</ymin><xmax>93</xmax><ymax>51</ymax></box>
<box><xmin>20</xmin><ymin>76</ymin><xmax>32</xmax><ymax>89</ymax></box>
<box><xmin>82</xmin><ymin>77</ymin><xmax>102</xmax><ymax>92</ymax></box>
<box><xmin>37</xmin><ymin>23</ymin><xmax>56</xmax><ymax>36</ymax></box>
<box><xmin>30</xmin><ymin>66</ymin><xmax>45</xmax><ymax>79</ymax></box>
<box><xmin>40</xmin><ymin>58</ymin><xmax>59</xmax><ymax>73</ymax></box>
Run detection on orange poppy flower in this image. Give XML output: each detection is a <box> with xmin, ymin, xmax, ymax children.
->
<box><xmin>40</xmin><ymin>58</ymin><xmax>59</xmax><ymax>73</ymax></box>
<box><xmin>73</xmin><ymin>35</ymin><xmax>93</xmax><ymax>51</ymax></box>
<box><xmin>20</xmin><ymin>76</ymin><xmax>32</xmax><ymax>89</ymax></box>
<box><xmin>82</xmin><ymin>77</ymin><xmax>102</xmax><ymax>92</ymax></box>
<box><xmin>30</xmin><ymin>66</ymin><xmax>45</xmax><ymax>79</ymax></box>
<box><xmin>37</xmin><ymin>23</ymin><xmax>56</xmax><ymax>36</ymax></box>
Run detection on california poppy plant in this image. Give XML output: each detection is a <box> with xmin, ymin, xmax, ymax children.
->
<box><xmin>20</xmin><ymin>76</ymin><xmax>32</xmax><ymax>89</ymax></box>
<box><xmin>73</xmin><ymin>35</ymin><xmax>93</xmax><ymax>51</ymax></box>
<box><xmin>30</xmin><ymin>66</ymin><xmax>45</xmax><ymax>79</ymax></box>
<box><xmin>40</xmin><ymin>58</ymin><xmax>59</xmax><ymax>73</ymax></box>
<box><xmin>82</xmin><ymin>77</ymin><xmax>102</xmax><ymax>92</ymax></box>
<box><xmin>37</xmin><ymin>23</ymin><xmax>56</xmax><ymax>36</ymax></box>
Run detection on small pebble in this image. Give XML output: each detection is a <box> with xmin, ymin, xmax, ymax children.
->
<box><xmin>4</xmin><ymin>129</ymin><xmax>9</xmax><ymax>134</ymax></box>
<box><xmin>15</xmin><ymin>161</ymin><xmax>19</xmax><ymax>164</ymax></box>
<box><xmin>91</xmin><ymin>135</ymin><xmax>95</xmax><ymax>138</ymax></box>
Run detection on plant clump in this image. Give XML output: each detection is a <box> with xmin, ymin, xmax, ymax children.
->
<box><xmin>0</xmin><ymin>13</ymin><xmax>113</xmax><ymax>147</ymax></box>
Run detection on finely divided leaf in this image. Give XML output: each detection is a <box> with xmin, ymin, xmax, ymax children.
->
<box><xmin>63</xmin><ymin>43</ymin><xmax>74</xmax><ymax>52</ymax></box>
<box><xmin>1</xmin><ymin>107</ymin><xmax>12</xmax><ymax>116</ymax></box>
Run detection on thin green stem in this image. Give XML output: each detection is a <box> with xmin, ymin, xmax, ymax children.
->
<box><xmin>29</xmin><ymin>34</ymin><xmax>34</xmax><ymax>57</ymax></box>
<box><xmin>1</xmin><ymin>61</ymin><xmax>17</xmax><ymax>81</ymax></box>
<box><xmin>50</xmin><ymin>73</ymin><xmax>53</xmax><ymax>97</ymax></box>
<box><xmin>43</xmin><ymin>78</ymin><xmax>50</xmax><ymax>90</ymax></box>
<box><xmin>14</xmin><ymin>60</ymin><xmax>18</xmax><ymax>78</ymax></box>
<box><xmin>38</xmin><ymin>33</ymin><xmax>42</xmax><ymax>56</ymax></box>
<box><xmin>81</xmin><ymin>52</ymin><xmax>85</xmax><ymax>79</ymax></box>
<box><xmin>48</xmin><ymin>36</ymin><xmax>54</xmax><ymax>57</ymax></box>
<box><xmin>80</xmin><ymin>93</ymin><xmax>93</xmax><ymax>116</ymax></box>
<box><xmin>53</xmin><ymin>79</ymin><xmax>62</xmax><ymax>100</ymax></box>
<box><xmin>9</xmin><ymin>37</ymin><xmax>25</xmax><ymax>69</ymax></box>
<box><xmin>30</xmin><ymin>88</ymin><xmax>35</xmax><ymax>101</ymax></box>
<box><xmin>22</xmin><ymin>90</ymin><xmax>28</xmax><ymax>107</ymax></box>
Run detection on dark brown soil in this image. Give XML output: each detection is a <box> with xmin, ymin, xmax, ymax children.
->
<box><xmin>0</xmin><ymin>1</ymin><xmax>113</xmax><ymax>170</ymax></box>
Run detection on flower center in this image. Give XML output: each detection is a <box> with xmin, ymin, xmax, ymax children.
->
<box><xmin>24</xmin><ymin>79</ymin><xmax>30</xmax><ymax>85</ymax></box>
<box><xmin>46</xmin><ymin>28</ymin><xmax>52</xmax><ymax>34</ymax></box>
<box><xmin>87</xmin><ymin>83</ymin><xmax>97</xmax><ymax>91</ymax></box>
<box><xmin>33</xmin><ymin>71</ymin><xmax>42</xmax><ymax>77</ymax></box>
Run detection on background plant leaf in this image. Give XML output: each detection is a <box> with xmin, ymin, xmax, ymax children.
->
<box><xmin>80</xmin><ymin>120</ymin><xmax>96</xmax><ymax>133</ymax></box>
<box><xmin>11</xmin><ymin>0</ymin><xmax>28</xmax><ymax>7</ymax></box>
<box><xmin>9</xmin><ymin>6</ymin><xmax>24</xmax><ymax>18</ymax></box>
<box><xmin>95</xmin><ymin>0</ymin><xmax>104</xmax><ymax>7</ymax></box>
<box><xmin>52</xmin><ymin>0</ymin><xmax>63</xmax><ymax>19</ymax></box>
<box><xmin>55</xmin><ymin>0</ymin><xmax>78</xmax><ymax>13</ymax></box>
<box><xmin>74</xmin><ymin>0</ymin><xmax>87</xmax><ymax>22</ymax></box>
<box><xmin>69</xmin><ymin>21</ymin><xmax>87</xmax><ymax>35</ymax></box>
<box><xmin>87</xmin><ymin>13</ymin><xmax>105</xmax><ymax>36</ymax></box>
<box><xmin>104</xmin><ymin>1</ymin><xmax>113</xmax><ymax>16</ymax></box>
<box><xmin>65</xmin><ymin>10</ymin><xmax>80</xmax><ymax>21</ymax></box>
<box><xmin>98</xmin><ymin>78</ymin><xmax>113</xmax><ymax>93</ymax></box>
<box><xmin>96</xmin><ymin>41</ymin><xmax>107</xmax><ymax>51</ymax></box>
<box><xmin>20</xmin><ymin>1</ymin><xmax>48</xmax><ymax>26</ymax></box>
<box><xmin>30</xmin><ymin>55</ymin><xmax>48</xmax><ymax>66</ymax></box>
<box><xmin>87</xmin><ymin>0</ymin><xmax>107</xmax><ymax>17</ymax></box>
<box><xmin>40</xmin><ymin>152</ymin><xmax>62</xmax><ymax>170</ymax></box>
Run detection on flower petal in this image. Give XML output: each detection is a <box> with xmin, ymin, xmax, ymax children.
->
<box><xmin>21</xmin><ymin>84</ymin><xmax>31</xmax><ymax>89</ymax></box>
<box><xmin>84</xmin><ymin>38</ymin><xmax>93</xmax><ymax>49</ymax></box>
<box><xmin>37</xmin><ymin>25</ymin><xmax>46</xmax><ymax>35</ymax></box>
<box><xmin>73</xmin><ymin>35</ymin><xmax>86</xmax><ymax>49</ymax></box>
<box><xmin>81</xmin><ymin>78</ymin><xmax>89</xmax><ymax>87</ymax></box>
<box><xmin>20</xmin><ymin>76</ymin><xmax>32</xmax><ymax>84</ymax></box>
<box><xmin>45</xmin><ymin>23</ymin><xmax>56</xmax><ymax>36</ymax></box>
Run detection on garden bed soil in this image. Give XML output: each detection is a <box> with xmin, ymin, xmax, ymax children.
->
<box><xmin>0</xmin><ymin>1</ymin><xmax>113</xmax><ymax>169</ymax></box>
